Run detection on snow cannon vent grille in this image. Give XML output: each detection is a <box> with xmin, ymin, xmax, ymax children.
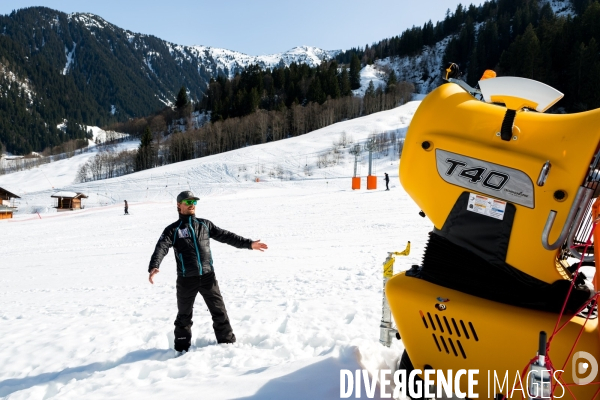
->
<box><xmin>422</xmin><ymin>311</ymin><xmax>478</xmax><ymax>359</ymax></box>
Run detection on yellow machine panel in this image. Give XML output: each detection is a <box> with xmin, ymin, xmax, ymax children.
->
<box><xmin>400</xmin><ymin>83</ymin><xmax>600</xmax><ymax>284</ymax></box>
<box><xmin>387</xmin><ymin>272</ymin><xmax>599</xmax><ymax>399</ymax></box>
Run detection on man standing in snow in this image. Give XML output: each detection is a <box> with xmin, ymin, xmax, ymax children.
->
<box><xmin>148</xmin><ymin>190</ymin><xmax>267</xmax><ymax>352</ymax></box>
<box><xmin>384</xmin><ymin>173</ymin><xmax>390</xmax><ymax>191</ymax></box>
<box><xmin>124</xmin><ymin>200</ymin><xmax>129</xmax><ymax>215</ymax></box>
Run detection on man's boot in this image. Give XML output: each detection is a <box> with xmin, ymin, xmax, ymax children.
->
<box><xmin>174</xmin><ymin>325</ymin><xmax>192</xmax><ymax>352</ymax></box>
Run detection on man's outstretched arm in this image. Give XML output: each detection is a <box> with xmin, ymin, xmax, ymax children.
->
<box><xmin>148</xmin><ymin>228</ymin><xmax>173</xmax><ymax>284</ymax></box>
<box><xmin>208</xmin><ymin>221</ymin><xmax>267</xmax><ymax>251</ymax></box>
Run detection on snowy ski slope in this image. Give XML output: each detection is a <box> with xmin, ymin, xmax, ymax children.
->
<box><xmin>0</xmin><ymin>101</ymin><xmax>431</xmax><ymax>399</ymax></box>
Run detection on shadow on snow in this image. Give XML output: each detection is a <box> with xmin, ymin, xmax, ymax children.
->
<box><xmin>0</xmin><ymin>348</ymin><xmax>173</xmax><ymax>397</ymax></box>
<box><xmin>233</xmin><ymin>355</ymin><xmax>385</xmax><ymax>400</ymax></box>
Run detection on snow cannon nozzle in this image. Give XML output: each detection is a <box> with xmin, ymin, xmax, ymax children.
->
<box><xmin>444</xmin><ymin>62</ymin><xmax>461</xmax><ymax>81</ymax></box>
<box><xmin>441</xmin><ymin>61</ymin><xmax>481</xmax><ymax>96</ymax></box>
<box><xmin>538</xmin><ymin>331</ymin><xmax>547</xmax><ymax>358</ymax></box>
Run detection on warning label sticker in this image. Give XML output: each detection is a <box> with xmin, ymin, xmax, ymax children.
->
<box><xmin>467</xmin><ymin>193</ymin><xmax>506</xmax><ymax>220</ymax></box>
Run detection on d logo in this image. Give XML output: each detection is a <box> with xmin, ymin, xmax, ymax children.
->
<box><xmin>572</xmin><ymin>351</ymin><xmax>598</xmax><ymax>385</ymax></box>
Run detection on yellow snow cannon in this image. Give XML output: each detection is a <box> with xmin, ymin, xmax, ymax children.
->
<box><xmin>387</xmin><ymin>65</ymin><xmax>600</xmax><ymax>399</ymax></box>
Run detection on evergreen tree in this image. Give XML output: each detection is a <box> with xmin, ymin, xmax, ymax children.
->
<box><xmin>308</xmin><ymin>77</ymin><xmax>326</xmax><ymax>104</ymax></box>
<box><xmin>339</xmin><ymin>67</ymin><xmax>352</xmax><ymax>96</ymax></box>
<box><xmin>327</xmin><ymin>62</ymin><xmax>341</xmax><ymax>99</ymax></box>
<box><xmin>247</xmin><ymin>87</ymin><xmax>260</xmax><ymax>113</ymax></box>
<box><xmin>500</xmin><ymin>24</ymin><xmax>542</xmax><ymax>80</ymax></box>
<box><xmin>365</xmin><ymin>80</ymin><xmax>376</xmax><ymax>97</ymax></box>
<box><xmin>135</xmin><ymin>126</ymin><xmax>154</xmax><ymax>171</ymax></box>
<box><xmin>386</xmin><ymin>70</ymin><xmax>397</xmax><ymax>93</ymax></box>
<box><xmin>175</xmin><ymin>86</ymin><xmax>189</xmax><ymax>112</ymax></box>
<box><xmin>466</xmin><ymin>46</ymin><xmax>479</xmax><ymax>86</ymax></box>
<box><xmin>349</xmin><ymin>54</ymin><xmax>362</xmax><ymax>90</ymax></box>
<box><xmin>584</xmin><ymin>38</ymin><xmax>600</xmax><ymax>110</ymax></box>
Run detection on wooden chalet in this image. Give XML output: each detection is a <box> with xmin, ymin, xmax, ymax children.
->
<box><xmin>51</xmin><ymin>192</ymin><xmax>88</xmax><ymax>211</ymax></box>
<box><xmin>0</xmin><ymin>187</ymin><xmax>20</xmax><ymax>219</ymax></box>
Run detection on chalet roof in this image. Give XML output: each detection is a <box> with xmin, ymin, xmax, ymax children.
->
<box><xmin>51</xmin><ymin>191</ymin><xmax>88</xmax><ymax>199</ymax></box>
<box><xmin>0</xmin><ymin>187</ymin><xmax>20</xmax><ymax>199</ymax></box>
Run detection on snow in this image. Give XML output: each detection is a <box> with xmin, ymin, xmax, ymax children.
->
<box><xmin>0</xmin><ymin>139</ymin><xmax>139</xmax><ymax>195</ymax></box>
<box><xmin>353</xmin><ymin>65</ymin><xmax>387</xmax><ymax>97</ymax></box>
<box><xmin>375</xmin><ymin>35</ymin><xmax>453</xmax><ymax>95</ymax></box>
<box><xmin>70</xmin><ymin>13</ymin><xmax>110</xmax><ymax>30</ymax></box>
<box><xmin>541</xmin><ymin>0</ymin><xmax>575</xmax><ymax>17</ymax></box>
<box><xmin>144</xmin><ymin>51</ymin><xmax>160</xmax><ymax>76</ymax></box>
<box><xmin>181</xmin><ymin>44</ymin><xmax>340</xmax><ymax>79</ymax></box>
<box><xmin>62</xmin><ymin>43</ymin><xmax>76</xmax><ymax>75</ymax></box>
<box><xmin>56</xmin><ymin>122</ymin><xmax>66</xmax><ymax>133</ymax></box>
<box><xmin>86</xmin><ymin>126</ymin><xmax>119</xmax><ymax>144</ymax></box>
<box><xmin>0</xmin><ymin>62</ymin><xmax>35</xmax><ymax>102</ymax></box>
<box><xmin>55</xmin><ymin>122</ymin><xmax>128</xmax><ymax>146</ymax></box>
<box><xmin>50</xmin><ymin>191</ymin><xmax>79</xmax><ymax>198</ymax></box>
<box><xmin>157</xmin><ymin>96</ymin><xmax>173</xmax><ymax>107</ymax></box>
<box><xmin>0</xmin><ymin>101</ymin><xmax>425</xmax><ymax>399</ymax></box>
<box><xmin>110</xmin><ymin>105</ymin><xmax>116</xmax><ymax>115</ymax></box>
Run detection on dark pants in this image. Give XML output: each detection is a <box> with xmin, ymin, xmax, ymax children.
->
<box><xmin>385</xmin><ymin>180</ymin><xmax>389</xmax><ymax>190</ymax></box>
<box><xmin>173</xmin><ymin>272</ymin><xmax>235</xmax><ymax>351</ymax></box>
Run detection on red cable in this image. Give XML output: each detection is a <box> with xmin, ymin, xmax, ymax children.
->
<box><xmin>550</xmin><ymin>223</ymin><xmax>596</xmax><ymax>341</ymax></box>
<box><xmin>557</xmin><ymin>298</ymin><xmax>597</xmax><ymax>378</ymax></box>
<box><xmin>545</xmin><ymin>222</ymin><xmax>598</xmax><ymax>399</ymax></box>
<box><xmin>511</xmin><ymin>222</ymin><xmax>598</xmax><ymax>399</ymax></box>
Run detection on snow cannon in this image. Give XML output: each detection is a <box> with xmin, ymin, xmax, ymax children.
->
<box><xmin>386</xmin><ymin>65</ymin><xmax>600</xmax><ymax>399</ymax></box>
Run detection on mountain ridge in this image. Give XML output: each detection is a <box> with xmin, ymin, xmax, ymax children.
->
<box><xmin>0</xmin><ymin>6</ymin><xmax>339</xmax><ymax>154</ymax></box>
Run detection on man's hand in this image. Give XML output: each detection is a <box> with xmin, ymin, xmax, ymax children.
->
<box><xmin>149</xmin><ymin>268</ymin><xmax>160</xmax><ymax>284</ymax></box>
<box><xmin>251</xmin><ymin>240</ymin><xmax>268</xmax><ymax>252</ymax></box>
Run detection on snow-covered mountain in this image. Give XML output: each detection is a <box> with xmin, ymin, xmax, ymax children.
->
<box><xmin>180</xmin><ymin>45</ymin><xmax>340</xmax><ymax>79</ymax></box>
<box><xmin>69</xmin><ymin>12</ymin><xmax>339</xmax><ymax>80</ymax></box>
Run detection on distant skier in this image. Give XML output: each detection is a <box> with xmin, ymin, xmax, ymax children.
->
<box><xmin>124</xmin><ymin>200</ymin><xmax>129</xmax><ymax>215</ymax></box>
<box><xmin>384</xmin><ymin>173</ymin><xmax>390</xmax><ymax>191</ymax></box>
<box><xmin>147</xmin><ymin>190</ymin><xmax>268</xmax><ymax>353</ymax></box>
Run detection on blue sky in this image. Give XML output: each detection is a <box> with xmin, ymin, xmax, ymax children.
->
<box><xmin>0</xmin><ymin>1</ymin><xmax>486</xmax><ymax>55</ymax></box>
